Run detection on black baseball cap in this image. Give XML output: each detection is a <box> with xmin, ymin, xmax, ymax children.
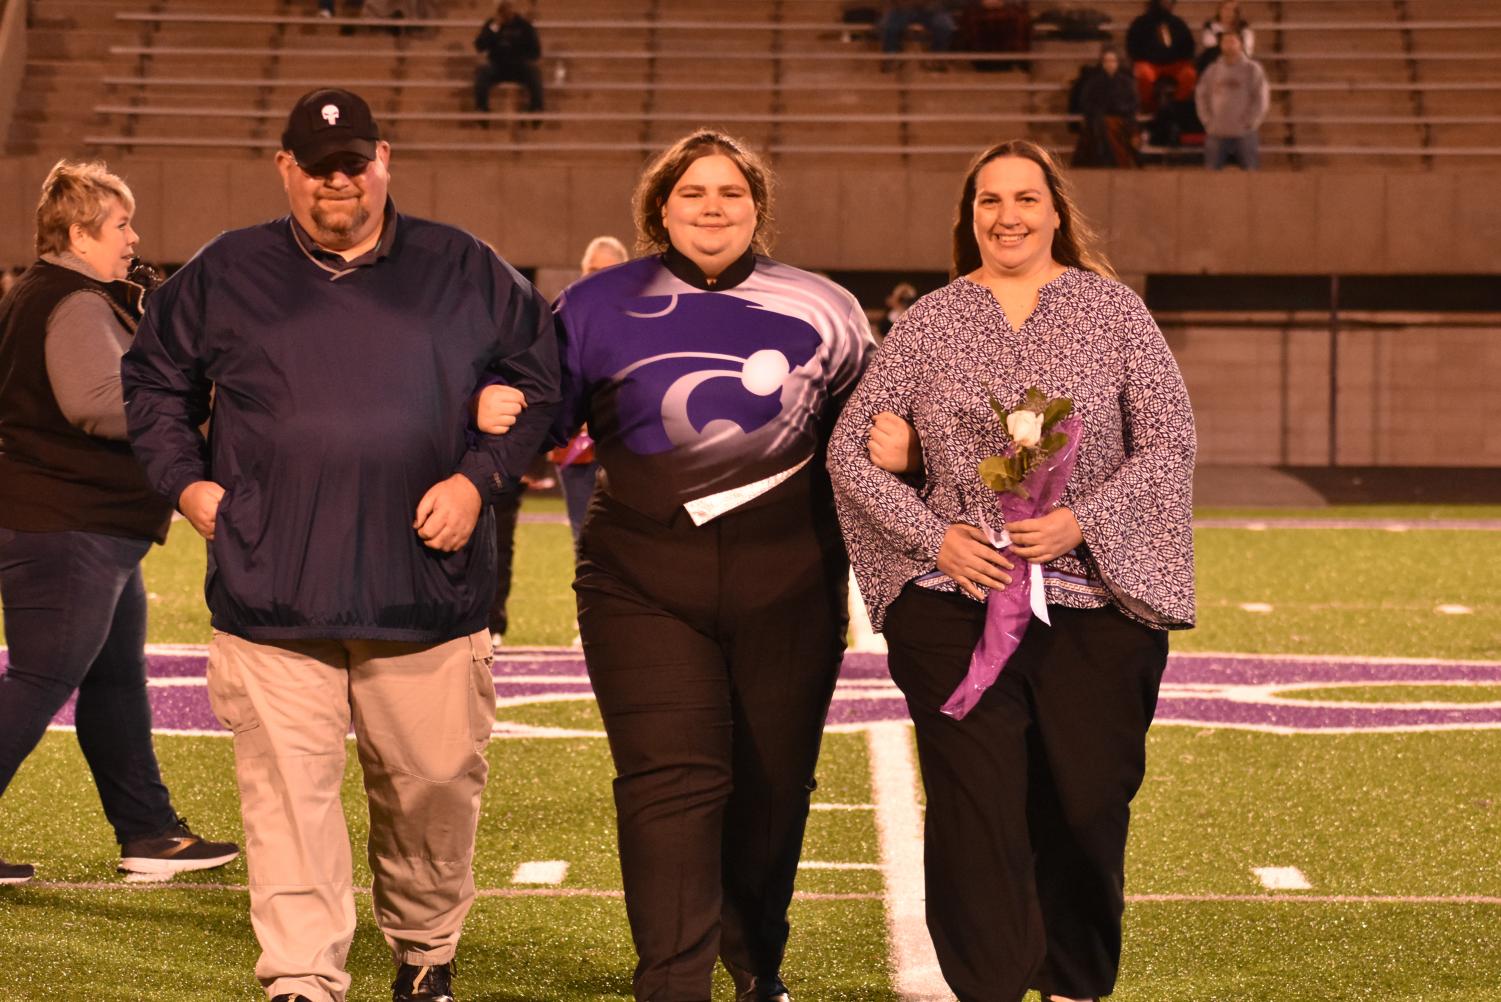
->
<box><xmin>281</xmin><ymin>88</ymin><xmax>381</xmax><ymax>167</ymax></box>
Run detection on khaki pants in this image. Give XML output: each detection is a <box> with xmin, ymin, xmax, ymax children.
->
<box><xmin>207</xmin><ymin>630</ymin><xmax>496</xmax><ymax>1002</ymax></box>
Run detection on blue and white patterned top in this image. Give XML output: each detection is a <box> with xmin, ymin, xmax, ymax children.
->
<box><xmin>828</xmin><ymin>268</ymin><xmax>1197</xmax><ymax>631</ymax></box>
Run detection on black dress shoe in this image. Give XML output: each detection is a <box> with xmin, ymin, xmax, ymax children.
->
<box><xmin>735</xmin><ymin>974</ymin><xmax>790</xmax><ymax>1002</ymax></box>
<box><xmin>393</xmin><ymin>962</ymin><xmax>455</xmax><ymax>1001</ymax></box>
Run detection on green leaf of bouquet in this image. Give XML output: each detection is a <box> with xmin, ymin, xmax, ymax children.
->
<box><xmin>1023</xmin><ymin>386</ymin><xmax>1047</xmax><ymax>410</ymax></box>
<box><xmin>1041</xmin><ymin>432</ymin><xmax>1069</xmax><ymax>453</ymax></box>
<box><xmin>1042</xmin><ymin>397</ymin><xmax>1073</xmax><ymax>428</ymax></box>
<box><xmin>988</xmin><ymin>395</ymin><xmax>1009</xmax><ymax>423</ymax></box>
<box><xmin>1009</xmin><ymin>482</ymin><xmax>1033</xmax><ymax>501</ymax></box>
<box><xmin>978</xmin><ymin>456</ymin><xmax>1015</xmax><ymax>491</ymax></box>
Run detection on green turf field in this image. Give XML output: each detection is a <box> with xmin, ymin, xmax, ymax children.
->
<box><xmin>2</xmin><ymin>502</ymin><xmax>1500</xmax><ymax>1001</ymax></box>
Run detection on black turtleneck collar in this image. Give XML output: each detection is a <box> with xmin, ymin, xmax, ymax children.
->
<box><xmin>662</xmin><ymin>244</ymin><xmax>756</xmax><ymax>291</ymax></box>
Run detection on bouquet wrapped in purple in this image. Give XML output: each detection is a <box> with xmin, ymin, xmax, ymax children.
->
<box><xmin>940</xmin><ymin>388</ymin><xmax>1083</xmax><ymax>720</ymax></box>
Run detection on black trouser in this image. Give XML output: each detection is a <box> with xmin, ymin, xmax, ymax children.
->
<box><xmin>488</xmin><ymin>486</ymin><xmax>524</xmax><ymax>637</ymax></box>
<box><xmin>883</xmin><ymin>585</ymin><xmax>1168</xmax><ymax>1002</ymax></box>
<box><xmin>575</xmin><ymin>469</ymin><xmax>848</xmax><ymax>1002</ymax></box>
<box><xmin>473</xmin><ymin>60</ymin><xmax>543</xmax><ymax>113</ymax></box>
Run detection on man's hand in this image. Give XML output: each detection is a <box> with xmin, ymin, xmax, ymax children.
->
<box><xmin>868</xmin><ymin>412</ymin><xmax>922</xmax><ymax>475</ymax></box>
<box><xmin>936</xmin><ymin>524</ymin><xmax>1014</xmax><ymax>601</ymax></box>
<box><xmin>473</xmin><ymin>384</ymin><xmax>526</xmax><ymax>435</ymax></box>
<box><xmin>178</xmin><ymin>480</ymin><xmax>226</xmax><ymax>541</ymax></box>
<box><xmin>1007</xmin><ymin>507</ymin><xmax>1084</xmax><ymax>564</ymax></box>
<box><xmin>414</xmin><ymin>474</ymin><xmax>484</xmax><ymax>552</ymax></box>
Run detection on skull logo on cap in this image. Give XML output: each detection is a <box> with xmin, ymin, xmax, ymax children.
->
<box><xmin>321</xmin><ymin>104</ymin><xmax>341</xmax><ymax>126</ymax></box>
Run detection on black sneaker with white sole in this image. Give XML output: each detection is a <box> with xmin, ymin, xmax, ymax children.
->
<box><xmin>393</xmin><ymin>961</ymin><xmax>455</xmax><ymax>1001</ymax></box>
<box><xmin>0</xmin><ymin>858</ymin><xmax>36</xmax><ymax>884</ymax></box>
<box><xmin>118</xmin><ymin>816</ymin><xmax>239</xmax><ymax>875</ymax></box>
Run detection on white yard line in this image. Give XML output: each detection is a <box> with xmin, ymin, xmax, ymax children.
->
<box><xmin>23</xmin><ymin>880</ymin><xmax>1501</xmax><ymax>907</ymax></box>
<box><xmin>867</xmin><ymin>722</ymin><xmax>954</xmax><ymax>1002</ymax></box>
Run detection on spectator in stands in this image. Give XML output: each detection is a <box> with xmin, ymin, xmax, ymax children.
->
<box><xmin>0</xmin><ymin>160</ymin><xmax>240</xmax><ymax>887</ymax></box>
<box><xmin>1199</xmin><ymin>0</ymin><xmax>1254</xmax><ymax>70</ymax></box>
<box><xmin>553</xmin><ymin>129</ymin><xmax>873</xmax><ymax>1002</ymax></box>
<box><xmin>1070</xmin><ymin>45</ymin><xmax>1140</xmax><ymax>167</ymax></box>
<box><xmin>549</xmin><ymin>235</ymin><xmax>628</xmax><ymax>546</ymax></box>
<box><xmin>1126</xmin><ymin>0</ymin><xmax>1197</xmax><ymax>112</ymax></box>
<box><xmin>473</xmin><ymin>1</ymin><xmax>544</xmax><ymax>120</ymax></box>
<box><xmin>880</xmin><ymin>1</ymin><xmax>958</xmax><ymax>59</ymax></box>
<box><xmin>1195</xmin><ymin>29</ymin><xmax>1269</xmax><ymax>170</ymax></box>
<box><xmin>316</xmin><ymin>0</ymin><xmax>335</xmax><ymax>17</ymax></box>
<box><xmin>879</xmin><ymin>280</ymin><xmax>917</xmax><ymax>339</ymax></box>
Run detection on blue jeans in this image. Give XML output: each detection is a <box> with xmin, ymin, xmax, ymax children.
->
<box><xmin>0</xmin><ymin>527</ymin><xmax>177</xmax><ymax>844</ymax></box>
<box><xmin>880</xmin><ymin>6</ymin><xmax>957</xmax><ymax>52</ymax></box>
<box><xmin>1204</xmin><ymin>133</ymin><xmax>1260</xmax><ymax>170</ymax></box>
<box><xmin>557</xmin><ymin>461</ymin><xmax>599</xmax><ymax>546</ymax></box>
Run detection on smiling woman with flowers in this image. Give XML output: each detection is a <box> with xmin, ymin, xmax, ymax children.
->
<box><xmin>827</xmin><ymin>139</ymin><xmax>1196</xmax><ymax>1002</ymax></box>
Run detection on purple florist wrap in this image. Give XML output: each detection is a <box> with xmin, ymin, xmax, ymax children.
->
<box><xmin>940</xmin><ymin>413</ymin><xmax>1084</xmax><ymax>720</ymax></box>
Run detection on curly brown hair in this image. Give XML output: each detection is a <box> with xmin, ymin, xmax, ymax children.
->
<box><xmin>631</xmin><ymin>130</ymin><xmax>775</xmax><ymax>257</ymax></box>
<box><xmin>950</xmin><ymin>139</ymin><xmax>1115</xmax><ymax>280</ymax></box>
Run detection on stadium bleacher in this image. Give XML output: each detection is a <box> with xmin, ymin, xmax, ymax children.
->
<box><xmin>9</xmin><ymin>0</ymin><xmax>1501</xmax><ymax>167</ymax></box>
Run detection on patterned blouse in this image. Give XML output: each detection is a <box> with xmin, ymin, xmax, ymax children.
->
<box><xmin>827</xmin><ymin>268</ymin><xmax>1196</xmax><ymax>632</ymax></box>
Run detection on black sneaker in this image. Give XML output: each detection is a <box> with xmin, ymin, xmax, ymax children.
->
<box><xmin>393</xmin><ymin>961</ymin><xmax>454</xmax><ymax>1001</ymax></box>
<box><xmin>0</xmin><ymin>858</ymin><xmax>36</xmax><ymax>884</ymax></box>
<box><xmin>118</xmin><ymin>816</ymin><xmax>239</xmax><ymax>875</ymax></box>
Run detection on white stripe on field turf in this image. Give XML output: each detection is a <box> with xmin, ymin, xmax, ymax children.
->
<box><xmin>511</xmin><ymin>860</ymin><xmax>569</xmax><ymax>885</ymax></box>
<box><xmin>26</xmin><ymin>880</ymin><xmax>1501</xmax><ymax>907</ymax></box>
<box><xmin>1254</xmin><ymin>866</ymin><xmax>1312</xmax><ymax>891</ymax></box>
<box><xmin>867</xmin><ymin>721</ymin><xmax>954</xmax><ymax>1002</ymax></box>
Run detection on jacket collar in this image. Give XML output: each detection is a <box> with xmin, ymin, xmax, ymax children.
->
<box><xmin>662</xmin><ymin>244</ymin><xmax>756</xmax><ymax>291</ymax></box>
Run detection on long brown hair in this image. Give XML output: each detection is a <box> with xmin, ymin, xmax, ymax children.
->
<box><xmin>950</xmin><ymin>139</ymin><xmax>1114</xmax><ymax>280</ymax></box>
<box><xmin>632</xmin><ymin>129</ymin><xmax>775</xmax><ymax>257</ymax></box>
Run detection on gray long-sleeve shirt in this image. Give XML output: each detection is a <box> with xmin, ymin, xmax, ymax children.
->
<box><xmin>40</xmin><ymin>251</ymin><xmax>132</xmax><ymax>440</ymax></box>
<box><xmin>1195</xmin><ymin>56</ymin><xmax>1270</xmax><ymax>137</ymax></box>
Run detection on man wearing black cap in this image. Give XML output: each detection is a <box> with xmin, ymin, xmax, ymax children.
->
<box><xmin>121</xmin><ymin>88</ymin><xmax>560</xmax><ymax>1002</ymax></box>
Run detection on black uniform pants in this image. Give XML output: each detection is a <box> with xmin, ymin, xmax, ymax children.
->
<box><xmin>883</xmin><ymin>585</ymin><xmax>1168</xmax><ymax>1002</ymax></box>
<box><xmin>575</xmin><ymin>470</ymin><xmax>848</xmax><ymax>1002</ymax></box>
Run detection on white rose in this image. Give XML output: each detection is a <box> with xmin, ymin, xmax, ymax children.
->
<box><xmin>1006</xmin><ymin>409</ymin><xmax>1044</xmax><ymax>448</ymax></box>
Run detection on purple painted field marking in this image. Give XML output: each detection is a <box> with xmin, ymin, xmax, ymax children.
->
<box><xmin>1195</xmin><ymin>518</ymin><xmax>1501</xmax><ymax>531</ymax></box>
<box><xmin>6</xmin><ymin>646</ymin><xmax>1501</xmax><ymax>737</ymax></box>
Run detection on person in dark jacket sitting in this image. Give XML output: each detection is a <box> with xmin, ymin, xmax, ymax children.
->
<box><xmin>0</xmin><ymin>160</ymin><xmax>239</xmax><ymax>886</ymax></box>
<box><xmin>1125</xmin><ymin>0</ymin><xmax>1197</xmax><ymax>112</ymax></box>
<box><xmin>473</xmin><ymin>0</ymin><xmax>544</xmax><ymax>117</ymax></box>
<box><xmin>1070</xmin><ymin>46</ymin><xmax>1140</xmax><ymax>167</ymax></box>
<box><xmin>121</xmin><ymin>88</ymin><xmax>560</xmax><ymax>1002</ymax></box>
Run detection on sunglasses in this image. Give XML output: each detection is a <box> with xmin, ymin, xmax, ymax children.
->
<box><xmin>295</xmin><ymin>156</ymin><xmax>373</xmax><ymax>181</ymax></box>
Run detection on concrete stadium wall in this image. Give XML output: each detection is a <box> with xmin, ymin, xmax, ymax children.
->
<box><xmin>2</xmin><ymin>155</ymin><xmax>1496</xmax><ymax>465</ymax></box>
<box><xmin>1165</xmin><ymin>323</ymin><xmax>1501</xmax><ymax>466</ymax></box>
<box><xmin>2</xmin><ymin>157</ymin><xmax>1499</xmax><ymax>278</ymax></box>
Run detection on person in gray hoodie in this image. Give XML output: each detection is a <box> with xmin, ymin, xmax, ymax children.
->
<box><xmin>1194</xmin><ymin>28</ymin><xmax>1269</xmax><ymax>170</ymax></box>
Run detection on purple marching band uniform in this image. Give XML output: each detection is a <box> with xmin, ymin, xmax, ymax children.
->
<box><xmin>554</xmin><ymin>246</ymin><xmax>872</xmax><ymax>1001</ymax></box>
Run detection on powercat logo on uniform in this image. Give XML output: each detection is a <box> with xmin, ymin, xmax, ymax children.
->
<box><xmin>606</xmin><ymin>292</ymin><xmax>822</xmax><ymax>456</ymax></box>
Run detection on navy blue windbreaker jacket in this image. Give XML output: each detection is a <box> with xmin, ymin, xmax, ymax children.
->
<box><xmin>121</xmin><ymin>208</ymin><xmax>560</xmax><ymax>643</ymax></box>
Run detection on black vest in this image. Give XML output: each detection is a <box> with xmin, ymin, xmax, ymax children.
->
<box><xmin>0</xmin><ymin>260</ymin><xmax>173</xmax><ymax>542</ymax></box>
